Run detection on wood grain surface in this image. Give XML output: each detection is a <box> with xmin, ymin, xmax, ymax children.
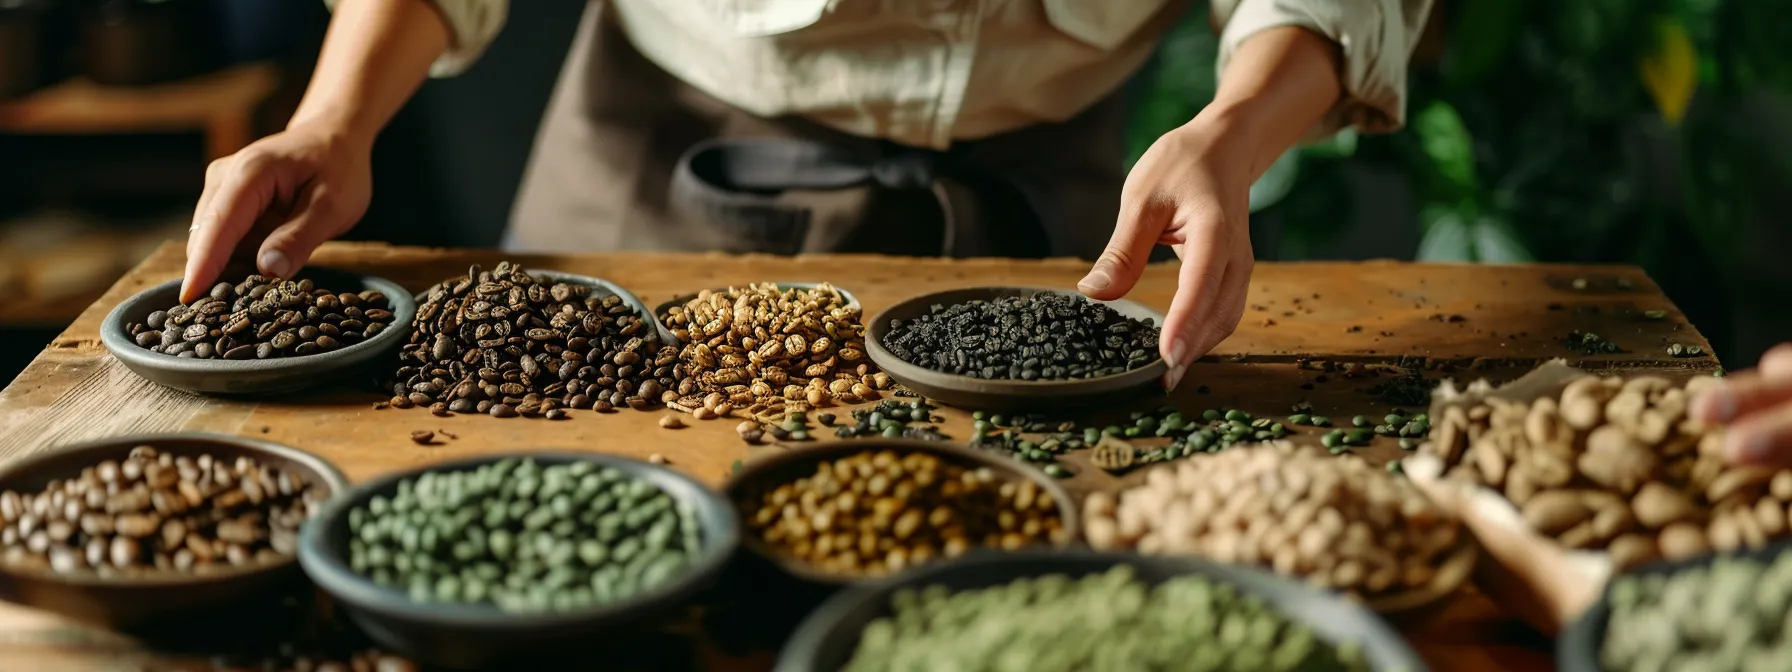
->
<box><xmin>0</xmin><ymin>241</ymin><xmax>1725</xmax><ymax>671</ymax></box>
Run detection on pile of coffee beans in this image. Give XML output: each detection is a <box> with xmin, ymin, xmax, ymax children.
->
<box><xmin>126</xmin><ymin>276</ymin><xmax>396</xmax><ymax>360</ymax></box>
<box><xmin>345</xmin><ymin>458</ymin><xmax>702</xmax><ymax>613</ymax></box>
<box><xmin>0</xmin><ymin>445</ymin><xmax>325</xmax><ymax>574</ymax></box>
<box><xmin>1600</xmin><ymin>553</ymin><xmax>1792</xmax><ymax>671</ymax></box>
<box><xmin>882</xmin><ymin>293</ymin><xmax>1160</xmax><ymax>380</ymax></box>
<box><xmin>1424</xmin><ymin>373</ymin><xmax>1787</xmax><ymax>567</ymax></box>
<box><xmin>390</xmin><ymin>262</ymin><xmax>684</xmax><ymax>418</ymax></box>
<box><xmin>741</xmin><ymin>449</ymin><xmax>1066</xmax><ymax>577</ymax></box>
<box><xmin>842</xmin><ymin>565</ymin><xmax>1371</xmax><ymax>671</ymax></box>
<box><xmin>660</xmin><ymin>283</ymin><xmax>891</xmax><ymax>416</ymax></box>
<box><xmin>1084</xmin><ymin>443</ymin><xmax>1467</xmax><ymax>602</ymax></box>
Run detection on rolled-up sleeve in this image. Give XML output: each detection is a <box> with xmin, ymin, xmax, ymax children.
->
<box><xmin>1213</xmin><ymin>0</ymin><xmax>1432</xmax><ymax>139</ymax></box>
<box><xmin>324</xmin><ymin>0</ymin><xmax>508</xmax><ymax>77</ymax></box>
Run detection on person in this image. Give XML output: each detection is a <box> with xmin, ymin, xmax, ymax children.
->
<box><xmin>1695</xmin><ymin>344</ymin><xmax>1792</xmax><ymax>467</ymax></box>
<box><xmin>181</xmin><ymin>0</ymin><xmax>1433</xmax><ymax>391</ymax></box>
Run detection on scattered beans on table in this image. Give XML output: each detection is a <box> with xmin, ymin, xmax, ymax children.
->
<box><xmin>1084</xmin><ymin>442</ymin><xmax>1467</xmax><ymax>602</ymax></box>
<box><xmin>345</xmin><ymin>458</ymin><xmax>703</xmax><ymax>613</ymax></box>
<box><xmin>843</xmin><ymin>565</ymin><xmax>1373</xmax><ymax>672</ymax></box>
<box><xmin>390</xmin><ymin>261</ymin><xmax>684</xmax><ymax>418</ymax></box>
<box><xmin>742</xmin><ymin>450</ymin><xmax>1066</xmax><ymax>578</ymax></box>
<box><xmin>659</xmin><ymin>283</ymin><xmax>890</xmax><ymax>418</ymax></box>
<box><xmin>1424</xmin><ymin>373</ymin><xmax>1785</xmax><ymax>567</ymax></box>
<box><xmin>1602</xmin><ymin>553</ymin><xmax>1792</xmax><ymax>672</ymax></box>
<box><xmin>0</xmin><ymin>445</ymin><xmax>325</xmax><ymax>575</ymax></box>
<box><xmin>882</xmin><ymin>293</ymin><xmax>1160</xmax><ymax>380</ymax></box>
<box><xmin>126</xmin><ymin>275</ymin><xmax>396</xmax><ymax>360</ymax></box>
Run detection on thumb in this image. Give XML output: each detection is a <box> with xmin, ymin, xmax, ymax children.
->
<box><xmin>1080</xmin><ymin>199</ymin><xmax>1165</xmax><ymax>301</ymax></box>
<box><xmin>255</xmin><ymin>186</ymin><xmax>357</xmax><ymax>280</ymax></box>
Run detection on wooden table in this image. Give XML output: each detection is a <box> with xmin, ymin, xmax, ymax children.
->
<box><xmin>0</xmin><ymin>242</ymin><xmax>1724</xmax><ymax>671</ymax></box>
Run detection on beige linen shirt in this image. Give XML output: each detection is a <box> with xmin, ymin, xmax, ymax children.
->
<box><xmin>348</xmin><ymin>0</ymin><xmax>1431</xmax><ymax>149</ymax></box>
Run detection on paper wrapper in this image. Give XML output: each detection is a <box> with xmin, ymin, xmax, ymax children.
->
<box><xmin>1402</xmin><ymin>360</ymin><xmax>1614</xmax><ymax>635</ymax></box>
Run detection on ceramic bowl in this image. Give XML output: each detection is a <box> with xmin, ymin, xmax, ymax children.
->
<box><xmin>721</xmin><ymin>439</ymin><xmax>1079</xmax><ymax>590</ymax></box>
<box><xmin>775</xmin><ymin>550</ymin><xmax>1430</xmax><ymax>672</ymax></box>
<box><xmin>422</xmin><ymin>269</ymin><xmax>676</xmax><ymax>348</ymax></box>
<box><xmin>652</xmin><ymin>282</ymin><xmax>860</xmax><ymax>342</ymax></box>
<box><xmin>0</xmin><ymin>433</ymin><xmax>348</xmax><ymax>633</ymax></box>
<box><xmin>298</xmin><ymin>451</ymin><xmax>740</xmax><ymax>670</ymax></box>
<box><xmin>101</xmin><ymin>268</ymin><xmax>416</xmax><ymax>395</ymax></box>
<box><xmin>865</xmin><ymin>286</ymin><xmax>1166</xmax><ymax>410</ymax></box>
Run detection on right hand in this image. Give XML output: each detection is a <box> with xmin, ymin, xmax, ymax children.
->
<box><xmin>180</xmin><ymin>123</ymin><xmax>373</xmax><ymax>303</ymax></box>
<box><xmin>1692</xmin><ymin>343</ymin><xmax>1792</xmax><ymax>466</ymax></box>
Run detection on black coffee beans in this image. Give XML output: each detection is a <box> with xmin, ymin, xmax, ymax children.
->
<box><xmin>883</xmin><ymin>293</ymin><xmax>1160</xmax><ymax>380</ymax></box>
<box><xmin>126</xmin><ymin>276</ymin><xmax>396</xmax><ymax>360</ymax></box>
<box><xmin>346</xmin><ymin>458</ymin><xmax>704</xmax><ymax>613</ymax></box>
<box><xmin>390</xmin><ymin>262</ymin><xmax>686</xmax><ymax>418</ymax></box>
<box><xmin>0</xmin><ymin>445</ymin><xmax>326</xmax><ymax>575</ymax></box>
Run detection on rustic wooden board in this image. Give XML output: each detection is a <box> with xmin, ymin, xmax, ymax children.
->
<box><xmin>0</xmin><ymin>241</ymin><xmax>1724</xmax><ymax>671</ymax></box>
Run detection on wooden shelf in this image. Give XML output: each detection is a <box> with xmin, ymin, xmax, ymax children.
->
<box><xmin>0</xmin><ymin>63</ymin><xmax>280</xmax><ymax>160</ymax></box>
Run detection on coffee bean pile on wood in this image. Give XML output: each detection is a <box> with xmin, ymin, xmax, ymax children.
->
<box><xmin>126</xmin><ymin>276</ymin><xmax>396</xmax><ymax>360</ymax></box>
<box><xmin>389</xmin><ymin>262</ymin><xmax>683</xmax><ymax>419</ymax></box>
<box><xmin>1423</xmin><ymin>373</ymin><xmax>1788</xmax><ymax>567</ymax></box>
<box><xmin>659</xmin><ymin>283</ymin><xmax>892</xmax><ymax>421</ymax></box>
<box><xmin>1084</xmin><ymin>443</ymin><xmax>1468</xmax><ymax>602</ymax></box>
<box><xmin>882</xmin><ymin>293</ymin><xmax>1160</xmax><ymax>380</ymax></box>
<box><xmin>0</xmin><ymin>445</ymin><xmax>325</xmax><ymax>575</ymax></box>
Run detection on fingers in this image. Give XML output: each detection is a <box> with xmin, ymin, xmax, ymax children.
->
<box><xmin>255</xmin><ymin>184</ymin><xmax>351</xmax><ymax>281</ymax></box>
<box><xmin>1081</xmin><ymin>195</ymin><xmax>1168</xmax><ymax>301</ymax></box>
<box><xmin>1691</xmin><ymin>344</ymin><xmax>1792</xmax><ymax>424</ymax></box>
<box><xmin>1158</xmin><ymin>216</ymin><xmax>1233</xmax><ymax>391</ymax></box>
<box><xmin>1724</xmin><ymin>403</ymin><xmax>1792</xmax><ymax>467</ymax></box>
<box><xmin>181</xmin><ymin>160</ymin><xmax>231</xmax><ymax>302</ymax></box>
<box><xmin>181</xmin><ymin>152</ymin><xmax>278</xmax><ymax>303</ymax></box>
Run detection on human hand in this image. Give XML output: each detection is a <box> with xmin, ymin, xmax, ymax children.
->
<box><xmin>1691</xmin><ymin>344</ymin><xmax>1792</xmax><ymax>465</ymax></box>
<box><xmin>1078</xmin><ymin>112</ymin><xmax>1256</xmax><ymax>392</ymax></box>
<box><xmin>180</xmin><ymin>123</ymin><xmax>374</xmax><ymax>303</ymax></box>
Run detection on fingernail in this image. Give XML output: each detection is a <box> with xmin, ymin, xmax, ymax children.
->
<box><xmin>1165</xmin><ymin>338</ymin><xmax>1189</xmax><ymax>369</ymax></box>
<box><xmin>1696</xmin><ymin>389</ymin><xmax>1737</xmax><ymax>423</ymax></box>
<box><xmin>1078</xmin><ymin>267</ymin><xmax>1112</xmax><ymax>293</ymax></box>
<box><xmin>259</xmin><ymin>249</ymin><xmax>292</xmax><ymax>280</ymax></box>
<box><xmin>1726</xmin><ymin>430</ymin><xmax>1768</xmax><ymax>464</ymax></box>
<box><xmin>1164</xmin><ymin>364</ymin><xmax>1187</xmax><ymax>392</ymax></box>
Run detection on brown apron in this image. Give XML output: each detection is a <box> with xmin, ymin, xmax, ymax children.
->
<box><xmin>506</xmin><ymin>0</ymin><xmax>1130</xmax><ymax>260</ymax></box>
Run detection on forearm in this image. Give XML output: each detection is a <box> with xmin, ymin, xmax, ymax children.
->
<box><xmin>1194</xmin><ymin>26</ymin><xmax>1344</xmax><ymax>183</ymax></box>
<box><xmin>288</xmin><ymin>0</ymin><xmax>452</xmax><ymax>148</ymax></box>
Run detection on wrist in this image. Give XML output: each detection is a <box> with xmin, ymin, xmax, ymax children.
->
<box><xmin>1179</xmin><ymin>101</ymin><xmax>1266</xmax><ymax>176</ymax></box>
<box><xmin>287</xmin><ymin>103</ymin><xmax>379</xmax><ymax>154</ymax></box>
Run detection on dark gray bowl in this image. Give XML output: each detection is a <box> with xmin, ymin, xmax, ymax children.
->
<box><xmin>297</xmin><ymin>451</ymin><xmax>741</xmax><ymax>670</ymax></box>
<box><xmin>776</xmin><ymin>550</ymin><xmax>1430</xmax><ymax>672</ymax></box>
<box><xmin>1558</xmin><ymin>540</ymin><xmax>1792</xmax><ymax>672</ymax></box>
<box><xmin>865</xmin><ymin>287</ymin><xmax>1166</xmax><ymax>410</ymax></box>
<box><xmin>100</xmin><ymin>268</ymin><xmax>416</xmax><ymax>396</ymax></box>
<box><xmin>722</xmin><ymin>439</ymin><xmax>1080</xmax><ymax>589</ymax></box>
<box><xmin>416</xmin><ymin>269</ymin><xmax>675</xmax><ymax>348</ymax></box>
<box><xmin>652</xmin><ymin>282</ymin><xmax>860</xmax><ymax>342</ymax></box>
<box><xmin>0</xmin><ymin>433</ymin><xmax>347</xmax><ymax>633</ymax></box>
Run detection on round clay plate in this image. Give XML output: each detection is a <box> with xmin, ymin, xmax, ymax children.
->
<box><xmin>652</xmin><ymin>282</ymin><xmax>860</xmax><ymax>341</ymax></box>
<box><xmin>101</xmin><ymin>268</ymin><xmax>416</xmax><ymax>396</ymax></box>
<box><xmin>775</xmin><ymin>549</ymin><xmax>1430</xmax><ymax>672</ymax></box>
<box><xmin>865</xmin><ymin>287</ymin><xmax>1166</xmax><ymax>411</ymax></box>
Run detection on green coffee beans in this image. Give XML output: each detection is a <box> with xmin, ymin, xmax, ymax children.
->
<box><xmin>844</xmin><ymin>565</ymin><xmax>1372</xmax><ymax>672</ymax></box>
<box><xmin>1601</xmin><ymin>553</ymin><xmax>1792</xmax><ymax>671</ymax></box>
<box><xmin>346</xmin><ymin>458</ymin><xmax>702</xmax><ymax>613</ymax></box>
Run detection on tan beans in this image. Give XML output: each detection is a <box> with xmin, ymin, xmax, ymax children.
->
<box><xmin>741</xmin><ymin>450</ymin><xmax>1065</xmax><ymax>578</ymax></box>
<box><xmin>1083</xmin><ymin>442</ymin><xmax>1467</xmax><ymax>602</ymax></box>
<box><xmin>1425</xmin><ymin>372</ymin><xmax>1791</xmax><ymax>567</ymax></box>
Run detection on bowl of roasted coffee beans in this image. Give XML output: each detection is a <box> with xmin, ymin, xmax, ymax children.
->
<box><xmin>776</xmin><ymin>550</ymin><xmax>1428</xmax><ymax>672</ymax></box>
<box><xmin>0</xmin><ymin>433</ymin><xmax>345</xmax><ymax>632</ymax></box>
<box><xmin>723</xmin><ymin>440</ymin><xmax>1078</xmax><ymax>588</ymax></box>
<box><xmin>1558</xmin><ymin>540</ymin><xmax>1792</xmax><ymax>672</ymax></box>
<box><xmin>297</xmin><ymin>452</ymin><xmax>739</xmax><ymax>669</ymax></box>
<box><xmin>101</xmin><ymin>269</ymin><xmax>415</xmax><ymax>395</ymax></box>
<box><xmin>866</xmin><ymin>287</ymin><xmax>1166</xmax><ymax>410</ymax></box>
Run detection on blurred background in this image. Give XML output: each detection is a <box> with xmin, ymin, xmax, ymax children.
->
<box><xmin>1</xmin><ymin>0</ymin><xmax>1788</xmax><ymax>386</ymax></box>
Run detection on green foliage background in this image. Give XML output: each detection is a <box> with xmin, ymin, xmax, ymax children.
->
<box><xmin>1127</xmin><ymin>0</ymin><xmax>1792</xmax><ymax>272</ymax></box>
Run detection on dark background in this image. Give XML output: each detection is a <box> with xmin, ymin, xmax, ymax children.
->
<box><xmin>1</xmin><ymin>0</ymin><xmax>1787</xmax><ymax>386</ymax></box>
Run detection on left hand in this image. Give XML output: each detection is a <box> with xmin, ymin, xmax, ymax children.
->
<box><xmin>1079</xmin><ymin>112</ymin><xmax>1257</xmax><ymax>392</ymax></box>
<box><xmin>1692</xmin><ymin>343</ymin><xmax>1792</xmax><ymax>465</ymax></box>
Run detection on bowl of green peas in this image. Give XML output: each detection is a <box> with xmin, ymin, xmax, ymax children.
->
<box><xmin>297</xmin><ymin>452</ymin><xmax>740</xmax><ymax>669</ymax></box>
